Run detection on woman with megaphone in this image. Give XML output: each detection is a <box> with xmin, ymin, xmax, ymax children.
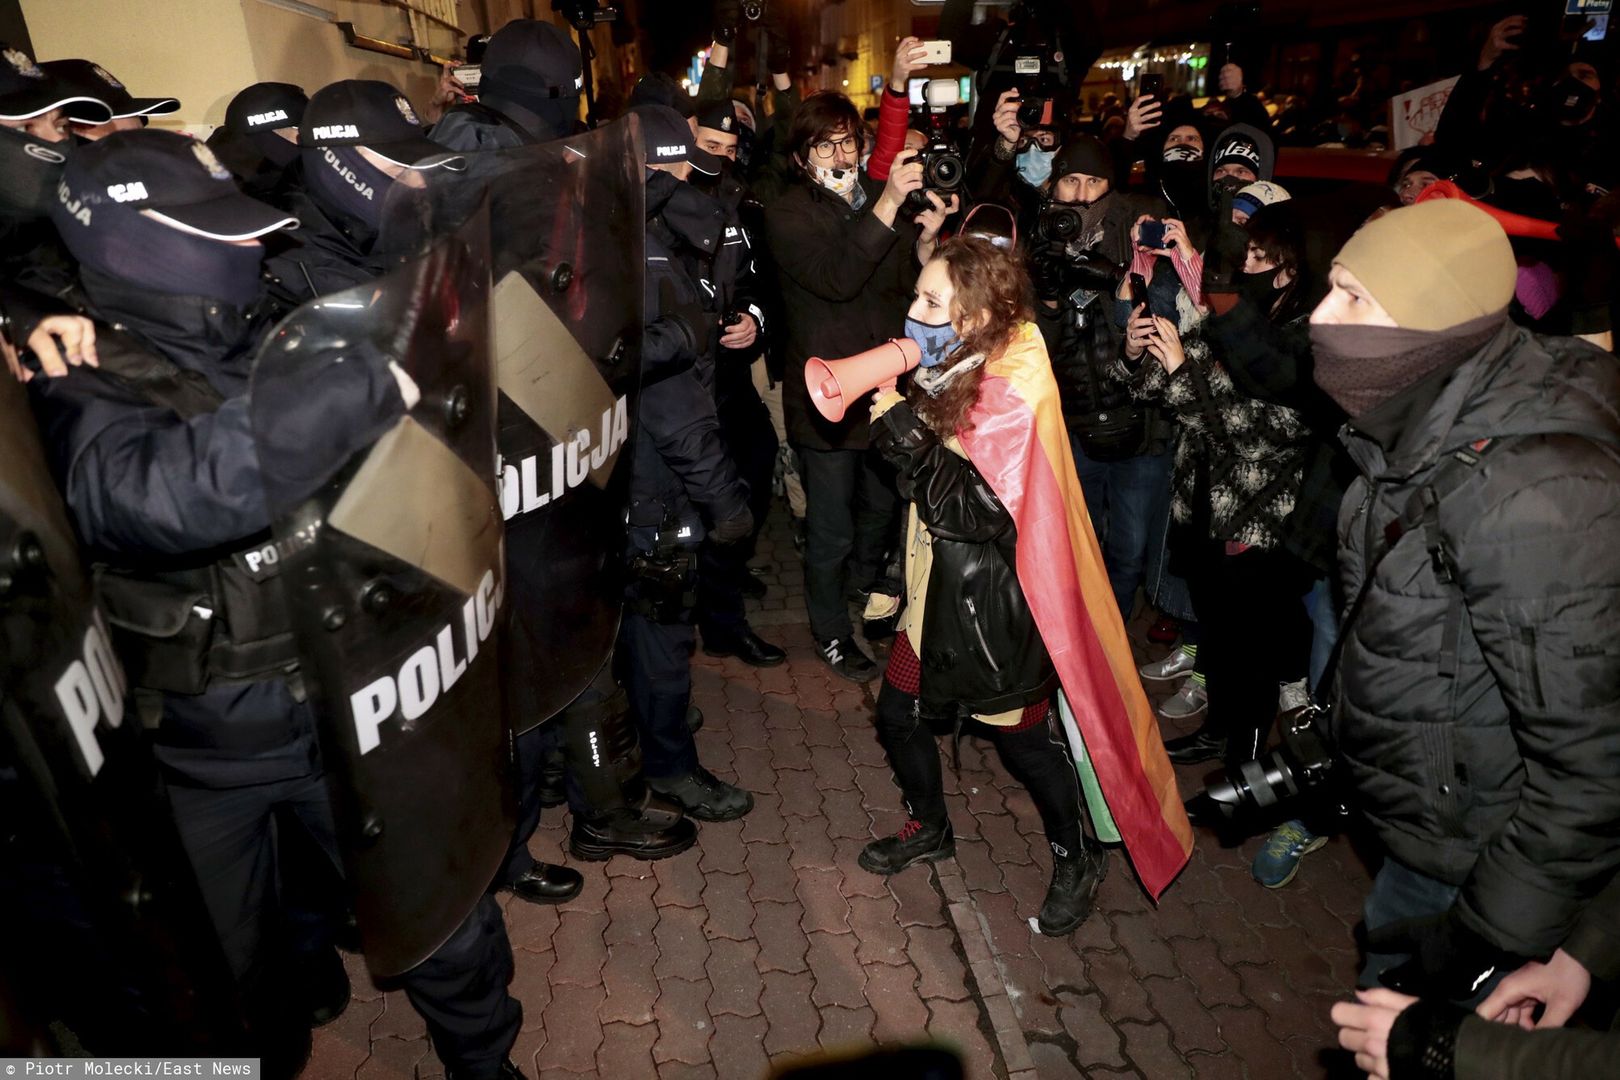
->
<box><xmin>831</xmin><ymin>236</ymin><xmax>1192</xmax><ymax>934</ymax></box>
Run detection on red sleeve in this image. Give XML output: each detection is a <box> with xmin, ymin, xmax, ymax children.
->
<box><xmin>866</xmin><ymin>87</ymin><xmax>911</xmax><ymax>182</ymax></box>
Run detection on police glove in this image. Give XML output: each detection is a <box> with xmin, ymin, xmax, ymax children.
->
<box><xmin>1069</xmin><ymin>249</ymin><xmax>1123</xmax><ymax>294</ymax></box>
<box><xmin>713</xmin><ymin>0</ymin><xmax>740</xmax><ymax>44</ymax></box>
<box><xmin>710</xmin><ymin>507</ymin><xmax>755</xmax><ymax>545</ymax></box>
<box><xmin>1202</xmin><ymin>188</ymin><xmax>1248</xmax><ymax>297</ymax></box>
<box><xmin>1027</xmin><ymin>247</ymin><xmax>1069</xmax><ymax>302</ymax></box>
<box><xmin>1368</xmin><ymin>909</ymin><xmax>1525</xmax><ymax>1002</ymax></box>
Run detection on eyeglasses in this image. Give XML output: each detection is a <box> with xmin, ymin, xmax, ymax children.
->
<box><xmin>809</xmin><ymin>134</ymin><xmax>859</xmax><ymax>159</ymax></box>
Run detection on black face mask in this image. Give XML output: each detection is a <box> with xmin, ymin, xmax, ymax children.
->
<box><xmin>1236</xmin><ymin>269</ymin><xmax>1283</xmax><ymax>311</ymax></box>
<box><xmin>0</xmin><ymin>125</ymin><xmax>69</xmax><ymax>222</ymax></box>
<box><xmin>480</xmin><ymin>84</ymin><xmax>575</xmax><ymax>142</ymax></box>
<box><xmin>1158</xmin><ymin>160</ymin><xmax>1205</xmax><ymax>220</ymax></box>
<box><xmin>302</xmin><ymin>145</ymin><xmax>396</xmax><ymax>231</ymax></box>
<box><xmin>688</xmin><ymin>158</ymin><xmax>731</xmax><ymax>195</ymax></box>
<box><xmin>249</xmin><ymin>129</ymin><xmax>300</xmax><ymax>169</ymax></box>
<box><xmin>55</xmin><ymin>201</ymin><xmax>267</xmax><ymax>309</ymax></box>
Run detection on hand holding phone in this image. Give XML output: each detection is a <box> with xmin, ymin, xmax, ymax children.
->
<box><xmin>918</xmin><ymin>39</ymin><xmax>952</xmax><ymax>65</ymax></box>
<box><xmin>1138</xmin><ymin>220</ymin><xmax>1170</xmax><ymax>250</ymax></box>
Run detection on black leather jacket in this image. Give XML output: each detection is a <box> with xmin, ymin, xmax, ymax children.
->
<box><xmin>872</xmin><ymin>399</ymin><xmax>1056</xmax><ymax>716</ymax></box>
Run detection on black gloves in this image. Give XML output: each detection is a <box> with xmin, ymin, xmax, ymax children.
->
<box><xmin>713</xmin><ymin>0</ymin><xmax>739</xmax><ymax>44</ymax></box>
<box><xmin>1202</xmin><ymin>189</ymin><xmax>1248</xmax><ymax>297</ymax></box>
<box><xmin>1368</xmin><ymin>909</ymin><xmax>1526</xmax><ymax>1002</ymax></box>
<box><xmin>1386</xmin><ymin>998</ymin><xmax>1469</xmax><ymax>1080</ymax></box>
<box><xmin>1028</xmin><ymin>246</ymin><xmax>1069</xmax><ymax>302</ymax></box>
<box><xmin>709</xmin><ymin>506</ymin><xmax>755</xmax><ymax>545</ymax></box>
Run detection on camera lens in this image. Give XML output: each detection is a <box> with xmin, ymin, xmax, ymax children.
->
<box><xmin>927</xmin><ymin>152</ymin><xmax>963</xmax><ymax>189</ymax></box>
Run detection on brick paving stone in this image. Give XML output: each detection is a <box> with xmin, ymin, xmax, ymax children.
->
<box><xmin>817</xmin><ymin>1004</ymin><xmax>877</xmax><ymax>1052</ymax></box>
<box><xmin>742</xmin><ymin>792</ymin><xmax>790</xmax><ymax>845</ymax></box>
<box><xmin>603</xmin><ymin>873</ymin><xmax>659</xmax><ymax>945</ymax></box>
<box><xmin>1056</xmin><ymin>990</ymin><xmax>1127</xmax><ymax>1069</ymax></box>
<box><xmin>655</xmin><ymin>904</ymin><xmax>713</xmax><ymax>982</ymax></box>
<box><xmin>888</xmin><ymin>865</ymin><xmax>949</xmax><ymax>928</ymax></box>
<box><xmin>652</xmin><ymin>976</ymin><xmax>715</xmax><ymax>1066</ymax></box>
<box><xmin>761</xmin><ymin>692</ymin><xmax>804</xmax><ymax>729</ymax></box>
<box><xmin>700</xmin><ymin>870</ymin><xmax>756</xmax><ymax>941</ymax></box>
<box><xmin>907</xmin><ymin>924</ymin><xmax>972</xmax><ymax>1002</ymax></box>
<box><xmin>722</xmin><ymin>680</ymin><xmax>764</xmax><ymax>714</ymax></box>
<box><xmin>1027</xmin><ymin>1040</ymin><xmax>1085</xmax><ymax>1080</ymax></box>
<box><xmin>727</xmin><ymin>713</ymin><xmax>771</xmax><ymax>751</ymax></box>
<box><xmin>975</xmin><ymin>813</ymin><xmax>1035</xmax><ymax>870</ymax></box>
<box><xmin>705</xmin><ymin>937</ymin><xmax>765</xmax><ymax>1018</ymax></box>
<box><xmin>1002</xmin><ymin>787</ymin><xmax>1045</xmax><ymax>839</ymax></box>
<box><xmin>783</xmin><ymin>814</ymin><xmax>839</xmax><ymax>870</ymax></box>
<box><xmin>599</xmin><ymin>940</ymin><xmax>659</xmax><ymax>1026</ymax></box>
<box><xmin>865</xmin><ymin>961</ymin><xmax>931</xmax><ymax>1044</ymax></box>
<box><xmin>796</xmin><ymin>867</ymin><xmax>852</xmax><ymax>933</ymax></box>
<box><xmin>355</xmin><ymin>1034</ymin><xmax>429</xmax><ymax>1080</ymax></box>
<box><xmin>1187</xmin><ymin>1050</ymin><xmax>1248</xmax><ymax>1080</ymax></box>
<box><xmin>310</xmin><ymin>992</ymin><xmax>382</xmax><ymax>1077</ymax></box>
<box><xmin>753</xmin><ymin>900</ymin><xmax>811</xmax><ymax>973</ymax></box>
<box><xmin>550</xmin><ymin>908</ymin><xmax>608</xmax><ymax>987</ymax></box>
<box><xmin>833</xmin><ymin>837</ymin><xmax>895</xmax><ymax>899</ymax></box>
<box><xmin>760</xmin><ymin>970</ymin><xmax>821</xmax><ymax>1059</ymax></box>
<box><xmin>1175</xmin><ymin>935</ymin><xmax>1248</xmax><ymax>1009</ymax></box>
<box><xmin>1119</xmin><ymin>1020</ymin><xmax>1193</xmax><ymax>1080</ymax></box>
<box><xmin>1028</xmin><ymin>926</ymin><xmax>1090</xmax><ymax>991</ymax></box>
<box><xmin>733</xmin><ymin>745</ymin><xmax>779</xmax><ymax>789</ymax></box>
<box><xmin>369</xmin><ymin>990</ymin><xmax>428</xmax><ymax>1041</ymax></box>
<box><xmin>806</xmin><ymin>930</ymin><xmax>867</xmax><ymax>1009</ymax></box>
<box><xmin>1144</xmin><ymin>976</ymin><xmax>1226</xmax><ymax>1055</ymax></box>
<box><xmin>844</xmin><ymin>728</ymin><xmax>889</xmax><ymax>769</ymax></box>
<box><xmin>536</xmin><ymin>982</ymin><xmax>606</xmax><ymax>1074</ymax></box>
<box><xmin>1085</xmin><ymin>947</ymin><xmax>1156</xmax><ymax>1022</ymax></box>
<box><xmin>1236</xmin><ymin>963</ymin><xmax>1338</xmax><ymax>1048</ymax></box>
<box><xmin>998</xmin><ymin>857</ymin><xmax>1050</xmax><ymax>920</ymax></box>
<box><xmin>1113</xmin><ymin>910</ymin><xmax>1182</xmax><ymax>980</ymax></box>
<box><xmin>952</xmin><ymin>837</ymin><xmax>1005</xmax><ymax>894</ymax></box>
<box><xmin>999</xmin><ymin>950</ymin><xmax>1062</xmax><ymax>1036</ymax></box>
<box><xmin>653</xmin><ymin>848</ymin><xmax>708</xmax><ymax>908</ymax></box>
<box><xmin>503</xmin><ymin>890</ymin><xmax>562</xmax><ymax>953</ymax></box>
<box><xmin>745</xmin><ymin>841</ymin><xmax>799</xmax><ymax>904</ymax></box>
<box><xmin>508</xmin><ymin>945</ymin><xmax>556</xmax><ymax>1031</ymax></box>
<box><xmin>1197</xmin><ymin>897</ymin><xmax>1271</xmax><ymax>966</ymax></box>
<box><xmin>1208</xmin><ymin>1005</ymin><xmax>1297</xmax><ymax>1079</ymax></box>
<box><xmin>776</xmin><ymin>768</ymin><xmax>826</xmax><ymax>818</ymax></box>
<box><xmin>848</xmin><ymin>893</ymin><xmax>909</xmax><ymax>966</ymax></box>
<box><xmin>821</xmin><ymin>787</ymin><xmax>876</xmax><ymax>839</ymax></box>
<box><xmin>708</xmin><ymin>1013</ymin><xmax>771</xmax><ymax>1079</ymax></box>
<box><xmin>973</xmin><ymin>889</ymin><xmax>1033</xmax><ymax>957</ymax></box>
<box><xmin>765</xmin><ymin>728</ymin><xmax>812</xmax><ymax>774</ymax></box>
<box><xmin>595</xmin><ymin>1019</ymin><xmax>658</xmax><ymax>1078</ymax></box>
<box><xmin>926</xmin><ymin>997</ymin><xmax>1000</xmax><ymax>1080</ymax></box>
<box><xmin>1286</xmin><ymin>943</ymin><xmax>1348</xmax><ymax>997</ymax></box>
<box><xmin>694</xmin><ymin>819</ymin><xmax>749</xmax><ymax>876</ymax></box>
<box><xmin>809</xmin><ymin>743</ymin><xmax>857</xmax><ymax>791</ymax></box>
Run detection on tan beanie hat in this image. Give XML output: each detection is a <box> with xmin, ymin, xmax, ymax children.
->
<box><xmin>1333</xmin><ymin>200</ymin><xmax>1516</xmax><ymax>331</ymax></box>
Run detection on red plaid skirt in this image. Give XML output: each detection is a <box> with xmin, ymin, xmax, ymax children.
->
<box><xmin>884</xmin><ymin>632</ymin><xmax>1051</xmax><ymax>732</ymax></box>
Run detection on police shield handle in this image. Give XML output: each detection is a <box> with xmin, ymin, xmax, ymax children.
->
<box><xmin>327</xmin><ymin>416</ymin><xmax>503</xmax><ymax>598</ymax></box>
<box><xmin>805</xmin><ymin>337</ymin><xmax>923</xmax><ymax>423</ymax></box>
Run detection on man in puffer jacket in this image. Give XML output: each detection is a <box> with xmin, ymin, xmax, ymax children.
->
<box><xmin>1310</xmin><ymin>199</ymin><xmax>1620</xmax><ymax>1002</ymax></box>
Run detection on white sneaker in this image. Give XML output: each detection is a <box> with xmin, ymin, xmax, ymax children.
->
<box><xmin>1159</xmin><ymin>678</ymin><xmax>1209</xmax><ymax>720</ymax></box>
<box><xmin>1278</xmin><ymin>678</ymin><xmax>1311</xmax><ymax>713</ymax></box>
<box><xmin>1140</xmin><ymin>645</ymin><xmax>1197</xmax><ymax>683</ymax></box>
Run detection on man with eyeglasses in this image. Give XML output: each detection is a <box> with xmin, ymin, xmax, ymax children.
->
<box><xmin>764</xmin><ymin>90</ymin><xmax>952</xmax><ymax>682</ymax></box>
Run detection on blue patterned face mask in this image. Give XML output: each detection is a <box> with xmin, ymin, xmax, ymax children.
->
<box><xmin>1016</xmin><ymin>145</ymin><xmax>1055</xmax><ymax>187</ymax></box>
<box><xmin>904</xmin><ymin>316</ymin><xmax>958</xmax><ymax>368</ymax></box>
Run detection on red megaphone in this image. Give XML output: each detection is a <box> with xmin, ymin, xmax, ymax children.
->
<box><xmin>1416</xmin><ymin>180</ymin><xmax>1620</xmax><ymax>251</ymax></box>
<box><xmin>804</xmin><ymin>337</ymin><xmax>922</xmax><ymax>422</ymax></box>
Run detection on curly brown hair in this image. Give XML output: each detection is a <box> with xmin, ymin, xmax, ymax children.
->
<box><xmin>908</xmin><ymin>236</ymin><xmax>1034</xmax><ymax>436</ymax></box>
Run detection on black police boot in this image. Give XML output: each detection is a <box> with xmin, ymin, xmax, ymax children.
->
<box><xmin>505</xmin><ymin>862</ymin><xmax>583</xmax><ymax>905</ymax></box>
<box><xmin>1037</xmin><ymin>839</ymin><xmax>1108</xmax><ymax>936</ymax></box>
<box><xmin>741</xmin><ymin>571</ymin><xmax>768</xmax><ymax>600</ymax></box>
<box><xmin>857</xmin><ymin>818</ymin><xmax>955</xmax><ymax>875</ymax></box>
<box><xmin>1163</xmin><ymin>725</ymin><xmax>1225</xmax><ymax>765</ymax></box>
<box><xmin>686</xmin><ymin>704</ymin><xmax>704</xmax><ymax>733</ymax></box>
<box><xmin>703</xmin><ymin>626</ymin><xmax>786</xmax><ymax>667</ymax></box>
<box><xmin>570</xmin><ymin>795</ymin><xmax>698</xmax><ymax>861</ymax></box>
<box><xmin>292</xmin><ymin>947</ymin><xmax>351</xmax><ymax>1028</ymax></box>
<box><xmin>648</xmin><ymin>766</ymin><xmax>755</xmax><ymax>822</ymax></box>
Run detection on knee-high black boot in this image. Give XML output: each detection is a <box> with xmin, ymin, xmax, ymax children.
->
<box><xmin>858</xmin><ymin>682</ymin><xmax>954</xmax><ymax>875</ymax></box>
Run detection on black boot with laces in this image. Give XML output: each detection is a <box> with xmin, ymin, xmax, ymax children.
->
<box><xmin>857</xmin><ymin>817</ymin><xmax>955</xmax><ymax>875</ymax></box>
<box><xmin>1037</xmin><ymin>839</ymin><xmax>1107</xmax><ymax>936</ymax></box>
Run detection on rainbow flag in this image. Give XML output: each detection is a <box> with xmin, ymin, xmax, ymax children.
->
<box><xmin>958</xmin><ymin>322</ymin><xmax>1193</xmax><ymax>899</ymax></box>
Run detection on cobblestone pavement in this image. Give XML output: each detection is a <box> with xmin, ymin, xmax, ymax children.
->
<box><xmin>308</xmin><ymin>514</ymin><xmax>1375</xmax><ymax>1079</ymax></box>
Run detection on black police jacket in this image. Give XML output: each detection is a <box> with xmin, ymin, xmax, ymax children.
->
<box><xmin>630</xmin><ymin>177</ymin><xmax>748</xmax><ymax>540</ymax></box>
<box><xmin>872</xmin><ymin>398</ymin><xmax>1056</xmax><ymax>716</ymax></box>
<box><xmin>262</xmin><ymin>180</ymin><xmax>393</xmax><ymax>307</ymax></box>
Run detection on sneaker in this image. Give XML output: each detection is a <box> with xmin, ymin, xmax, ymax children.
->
<box><xmin>1158</xmin><ymin>673</ymin><xmax>1208</xmax><ymax>720</ymax></box>
<box><xmin>1278</xmin><ymin>678</ymin><xmax>1311</xmax><ymax>713</ymax></box>
<box><xmin>647</xmin><ymin>766</ymin><xmax>755</xmax><ymax>822</ymax></box>
<box><xmin>1146</xmin><ymin>614</ymin><xmax>1181</xmax><ymax>645</ymax></box>
<box><xmin>1037</xmin><ymin>840</ymin><xmax>1108</xmax><ymax>936</ymax></box>
<box><xmin>819</xmin><ymin>636</ymin><xmax>877</xmax><ymax>682</ymax></box>
<box><xmin>857</xmin><ymin>818</ymin><xmax>955</xmax><ymax>875</ymax></box>
<box><xmin>1140</xmin><ymin>644</ymin><xmax>1197</xmax><ymax>683</ymax></box>
<box><xmin>1251</xmin><ymin>819</ymin><xmax>1327</xmax><ymax>888</ymax></box>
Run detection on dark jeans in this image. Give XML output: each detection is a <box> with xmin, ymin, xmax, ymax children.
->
<box><xmin>618</xmin><ymin>611</ymin><xmax>699</xmax><ymax>780</ymax></box>
<box><xmin>793</xmin><ymin>443</ymin><xmax>898</xmax><ymax>642</ymax></box>
<box><xmin>1184</xmin><ymin>543</ymin><xmax>1313</xmax><ymax>765</ymax></box>
<box><xmin>1069</xmin><ymin>438</ymin><xmax>1173</xmax><ymax>622</ymax></box>
<box><xmin>872</xmin><ymin>682</ymin><xmax>1085</xmax><ymax>854</ymax></box>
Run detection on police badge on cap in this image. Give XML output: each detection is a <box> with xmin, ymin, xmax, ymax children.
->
<box><xmin>4</xmin><ymin>48</ymin><xmax>42</xmax><ymax>80</ymax></box>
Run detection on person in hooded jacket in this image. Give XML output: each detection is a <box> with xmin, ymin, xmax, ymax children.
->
<box><xmin>622</xmin><ymin>104</ymin><xmax>758</xmax><ymax>823</ymax></box>
<box><xmin>1310</xmin><ymin>199</ymin><xmax>1620</xmax><ymax>1005</ymax></box>
<box><xmin>431</xmin><ymin>19</ymin><xmax>583</xmax><ymax>149</ymax></box>
<box><xmin>205</xmin><ymin>82</ymin><xmax>307</xmax><ymax>203</ymax></box>
<box><xmin>22</xmin><ymin>129</ymin><xmax>529</xmax><ymax>1080</ymax></box>
<box><xmin>264</xmin><ymin>80</ymin><xmax>463</xmax><ymax>306</ymax></box>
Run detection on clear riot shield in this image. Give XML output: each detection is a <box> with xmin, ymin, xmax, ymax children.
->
<box><xmin>392</xmin><ymin>119</ymin><xmax>643</xmax><ymax>732</ymax></box>
<box><xmin>249</xmin><ymin>199</ymin><xmax>513</xmax><ymax>978</ymax></box>
<box><xmin>0</xmin><ymin>378</ymin><xmax>242</xmax><ymax>1050</ymax></box>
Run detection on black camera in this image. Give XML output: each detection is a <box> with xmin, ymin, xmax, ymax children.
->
<box><xmin>741</xmin><ymin>0</ymin><xmax>766</xmax><ymax>20</ymax></box>
<box><xmin>1034</xmin><ymin>203</ymin><xmax>1081</xmax><ymax>245</ymax></box>
<box><xmin>1016</xmin><ymin>93</ymin><xmax>1053</xmax><ymax>129</ymax></box>
<box><xmin>1137</xmin><ymin>220</ymin><xmax>1171</xmax><ymax>249</ymax></box>
<box><xmin>552</xmin><ymin>0</ymin><xmax>618</xmax><ymax>30</ymax></box>
<box><xmin>1200</xmin><ymin>703</ymin><xmax>1339</xmax><ymax>820</ymax></box>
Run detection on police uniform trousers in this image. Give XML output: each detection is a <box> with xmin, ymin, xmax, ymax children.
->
<box><xmin>156</xmin><ymin>679</ymin><xmax>520</xmax><ymax>1079</ymax></box>
<box><xmin>617</xmin><ymin>612</ymin><xmax>700</xmax><ymax>782</ymax></box>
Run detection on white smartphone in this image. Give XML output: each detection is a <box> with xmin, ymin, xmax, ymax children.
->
<box><xmin>453</xmin><ymin>64</ymin><xmax>482</xmax><ymax>92</ymax></box>
<box><xmin>919</xmin><ymin>39</ymin><xmax>952</xmax><ymax>65</ymax></box>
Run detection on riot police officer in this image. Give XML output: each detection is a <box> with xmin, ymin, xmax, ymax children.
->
<box><xmin>624</xmin><ymin>105</ymin><xmax>756</xmax><ymax>821</ymax></box>
<box><xmin>205</xmin><ymin>82</ymin><xmax>308</xmax><ymax>202</ymax></box>
<box><xmin>26</xmin><ymin>129</ymin><xmax>526</xmax><ymax>1080</ymax></box>
<box><xmin>432</xmin><ymin>18</ymin><xmax>582</xmax><ymax>148</ymax></box>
